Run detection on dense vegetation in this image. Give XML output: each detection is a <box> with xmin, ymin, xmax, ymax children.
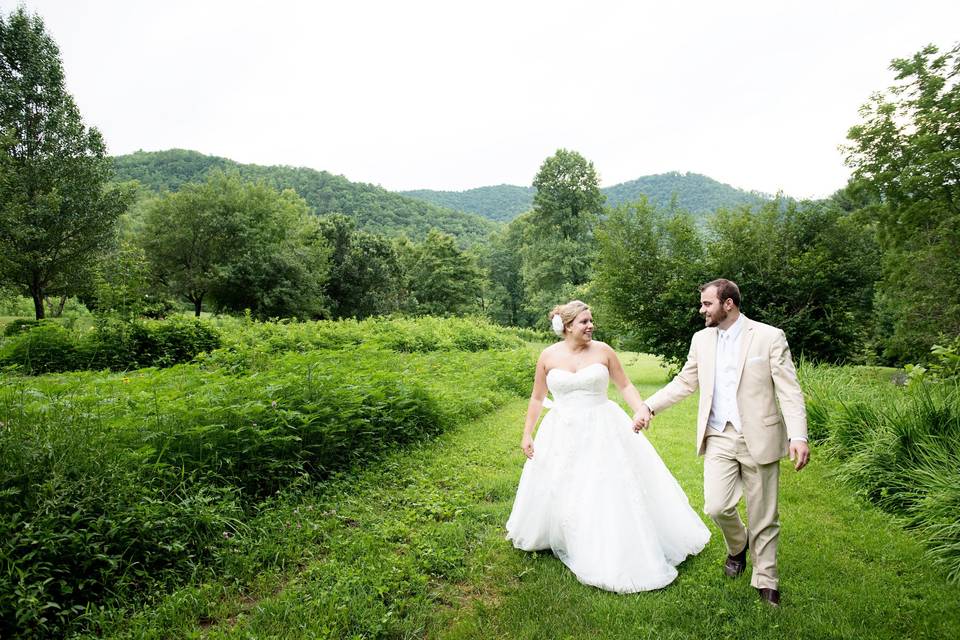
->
<box><xmin>0</xmin><ymin>316</ymin><xmax>535</xmax><ymax>637</ymax></box>
<box><xmin>112</xmin><ymin>149</ymin><xmax>497</xmax><ymax>245</ymax></box>
<box><xmin>402</xmin><ymin>172</ymin><xmax>770</xmax><ymax>223</ymax></box>
<box><xmin>400</xmin><ymin>184</ymin><xmax>536</xmax><ymax>222</ymax></box>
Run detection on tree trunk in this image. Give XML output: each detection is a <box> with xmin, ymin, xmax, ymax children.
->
<box><xmin>32</xmin><ymin>289</ymin><xmax>45</xmax><ymax>320</ymax></box>
<box><xmin>193</xmin><ymin>296</ymin><xmax>203</xmax><ymax>317</ymax></box>
<box><xmin>44</xmin><ymin>295</ymin><xmax>68</xmax><ymax>317</ymax></box>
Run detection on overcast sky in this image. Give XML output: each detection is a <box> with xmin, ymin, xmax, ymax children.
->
<box><xmin>9</xmin><ymin>0</ymin><xmax>960</xmax><ymax>198</ymax></box>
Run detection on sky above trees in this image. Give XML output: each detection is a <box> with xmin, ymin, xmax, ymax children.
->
<box><xmin>14</xmin><ymin>0</ymin><xmax>960</xmax><ymax>198</ymax></box>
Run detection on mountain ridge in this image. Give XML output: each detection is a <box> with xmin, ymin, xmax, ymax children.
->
<box><xmin>111</xmin><ymin>149</ymin><xmax>497</xmax><ymax>244</ymax></box>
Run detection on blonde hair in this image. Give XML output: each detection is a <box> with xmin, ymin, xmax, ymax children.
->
<box><xmin>549</xmin><ymin>300</ymin><xmax>590</xmax><ymax>334</ymax></box>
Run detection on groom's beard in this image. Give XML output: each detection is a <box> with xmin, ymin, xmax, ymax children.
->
<box><xmin>703</xmin><ymin>307</ymin><xmax>728</xmax><ymax>327</ymax></box>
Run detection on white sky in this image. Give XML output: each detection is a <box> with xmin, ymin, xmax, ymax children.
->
<box><xmin>9</xmin><ymin>0</ymin><xmax>960</xmax><ymax>198</ymax></box>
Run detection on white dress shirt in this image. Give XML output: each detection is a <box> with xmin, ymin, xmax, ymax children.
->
<box><xmin>707</xmin><ymin>314</ymin><xmax>745</xmax><ymax>433</ymax></box>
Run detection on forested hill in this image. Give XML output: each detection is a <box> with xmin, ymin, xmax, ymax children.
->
<box><xmin>603</xmin><ymin>172</ymin><xmax>770</xmax><ymax>213</ymax></box>
<box><xmin>399</xmin><ymin>185</ymin><xmax>536</xmax><ymax>222</ymax></box>
<box><xmin>111</xmin><ymin>150</ymin><xmax>497</xmax><ymax>244</ymax></box>
<box><xmin>403</xmin><ymin>172</ymin><xmax>771</xmax><ymax>222</ymax></box>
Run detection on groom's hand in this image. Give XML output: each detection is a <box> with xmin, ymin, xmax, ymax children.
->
<box><xmin>632</xmin><ymin>404</ymin><xmax>653</xmax><ymax>432</ymax></box>
<box><xmin>789</xmin><ymin>440</ymin><xmax>810</xmax><ymax>471</ymax></box>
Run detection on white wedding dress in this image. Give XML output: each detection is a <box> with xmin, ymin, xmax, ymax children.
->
<box><xmin>506</xmin><ymin>363</ymin><xmax>710</xmax><ymax>592</ymax></box>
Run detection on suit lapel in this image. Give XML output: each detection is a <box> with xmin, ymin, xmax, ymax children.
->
<box><xmin>735</xmin><ymin>316</ymin><xmax>754</xmax><ymax>387</ymax></box>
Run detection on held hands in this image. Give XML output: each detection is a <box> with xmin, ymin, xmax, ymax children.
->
<box><xmin>632</xmin><ymin>403</ymin><xmax>653</xmax><ymax>432</ymax></box>
<box><xmin>521</xmin><ymin>434</ymin><xmax>535</xmax><ymax>459</ymax></box>
<box><xmin>789</xmin><ymin>440</ymin><xmax>810</xmax><ymax>471</ymax></box>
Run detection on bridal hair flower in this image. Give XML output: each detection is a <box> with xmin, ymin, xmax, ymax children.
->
<box><xmin>551</xmin><ymin>313</ymin><xmax>565</xmax><ymax>336</ymax></box>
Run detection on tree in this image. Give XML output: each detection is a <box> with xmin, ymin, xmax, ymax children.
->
<box><xmin>522</xmin><ymin>150</ymin><xmax>605</xmax><ymax>318</ymax></box>
<box><xmin>0</xmin><ymin>8</ymin><xmax>130</xmax><ymax>318</ymax></box>
<box><xmin>317</xmin><ymin>214</ymin><xmax>404</xmax><ymax>319</ymax></box>
<box><xmin>404</xmin><ymin>229</ymin><xmax>483</xmax><ymax>316</ymax></box>
<box><xmin>844</xmin><ymin>42</ymin><xmax>960</xmax><ymax>362</ymax></box>
<box><xmin>595</xmin><ymin>200</ymin><xmax>708</xmax><ymax>364</ymax></box>
<box><xmin>140</xmin><ymin>171</ymin><xmax>329</xmax><ymax>318</ymax></box>
<box><xmin>480</xmin><ymin>219</ymin><xmax>530</xmax><ymax>326</ymax></box>
<box><xmin>531</xmin><ymin>149</ymin><xmax>605</xmax><ymax>242</ymax></box>
<box><xmin>706</xmin><ymin>200</ymin><xmax>880</xmax><ymax>362</ymax></box>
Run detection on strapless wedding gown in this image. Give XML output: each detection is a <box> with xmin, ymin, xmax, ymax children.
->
<box><xmin>505</xmin><ymin>363</ymin><xmax>710</xmax><ymax>592</ymax></box>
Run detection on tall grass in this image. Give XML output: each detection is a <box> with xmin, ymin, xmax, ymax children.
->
<box><xmin>801</xmin><ymin>364</ymin><xmax>960</xmax><ymax>582</ymax></box>
<box><xmin>0</xmin><ymin>317</ymin><xmax>536</xmax><ymax>638</ymax></box>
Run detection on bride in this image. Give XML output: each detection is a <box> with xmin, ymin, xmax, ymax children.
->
<box><xmin>506</xmin><ymin>300</ymin><xmax>710</xmax><ymax>592</ymax></box>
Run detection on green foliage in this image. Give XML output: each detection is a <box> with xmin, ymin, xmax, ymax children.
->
<box><xmin>0</xmin><ymin>316</ymin><xmax>220</xmax><ymax>373</ymax></box>
<box><xmin>317</xmin><ymin>214</ymin><xmax>404</xmax><ymax>319</ymax></box>
<box><xmin>844</xmin><ymin>42</ymin><xmax>960</xmax><ymax>363</ymax></box>
<box><xmin>402</xmin><ymin>229</ymin><xmax>484</xmax><ymax>316</ymax></box>
<box><xmin>400</xmin><ymin>184</ymin><xmax>536</xmax><ymax>222</ymax></box>
<box><xmin>706</xmin><ymin>199</ymin><xmax>880</xmax><ymax>362</ymax></box>
<box><xmin>0</xmin><ymin>8</ymin><xmax>132</xmax><ymax>319</ymax></box>
<box><xmin>531</xmin><ymin>148</ymin><xmax>604</xmax><ymax>243</ymax></box>
<box><xmin>0</xmin><ymin>317</ymin><xmax>534</xmax><ymax>636</ymax></box>
<box><xmin>603</xmin><ymin>171</ymin><xmax>772</xmax><ymax>217</ymax></box>
<box><xmin>804</xmin><ymin>365</ymin><xmax>960</xmax><ymax>583</ymax></box>
<box><xmin>594</xmin><ymin>197</ymin><xmax>880</xmax><ymax>364</ymax></box>
<box><xmin>140</xmin><ymin>171</ymin><xmax>330</xmax><ymax>318</ymax></box>
<box><xmin>112</xmin><ymin>149</ymin><xmax>497</xmax><ymax>245</ymax></box>
<box><xmin>594</xmin><ymin>200</ymin><xmax>709</xmax><ymax>364</ymax></box>
<box><xmin>402</xmin><ymin>173</ymin><xmax>770</xmax><ymax>225</ymax></box>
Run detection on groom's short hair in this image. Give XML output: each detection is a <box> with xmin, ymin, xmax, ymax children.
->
<box><xmin>700</xmin><ymin>279</ymin><xmax>741</xmax><ymax>308</ymax></box>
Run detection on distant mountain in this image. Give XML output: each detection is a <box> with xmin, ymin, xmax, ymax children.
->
<box><xmin>602</xmin><ymin>172</ymin><xmax>771</xmax><ymax>213</ymax></box>
<box><xmin>399</xmin><ymin>185</ymin><xmax>535</xmax><ymax>222</ymax></box>
<box><xmin>402</xmin><ymin>172</ymin><xmax>772</xmax><ymax>222</ymax></box>
<box><xmin>111</xmin><ymin>150</ymin><xmax>497</xmax><ymax>244</ymax></box>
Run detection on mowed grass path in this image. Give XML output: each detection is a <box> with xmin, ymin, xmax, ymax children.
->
<box><xmin>121</xmin><ymin>354</ymin><xmax>960</xmax><ymax>639</ymax></box>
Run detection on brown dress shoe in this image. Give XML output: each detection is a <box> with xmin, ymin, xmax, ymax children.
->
<box><xmin>757</xmin><ymin>588</ymin><xmax>780</xmax><ymax>606</ymax></box>
<box><xmin>723</xmin><ymin>540</ymin><xmax>748</xmax><ymax>577</ymax></box>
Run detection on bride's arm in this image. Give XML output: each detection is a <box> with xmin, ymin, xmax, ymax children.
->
<box><xmin>604</xmin><ymin>345</ymin><xmax>647</xmax><ymax>422</ymax></box>
<box><xmin>521</xmin><ymin>353</ymin><xmax>550</xmax><ymax>459</ymax></box>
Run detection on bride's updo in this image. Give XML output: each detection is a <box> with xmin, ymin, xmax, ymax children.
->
<box><xmin>550</xmin><ymin>300</ymin><xmax>590</xmax><ymax>336</ymax></box>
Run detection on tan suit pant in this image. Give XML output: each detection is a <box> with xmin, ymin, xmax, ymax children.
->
<box><xmin>703</xmin><ymin>424</ymin><xmax>780</xmax><ymax>590</ymax></box>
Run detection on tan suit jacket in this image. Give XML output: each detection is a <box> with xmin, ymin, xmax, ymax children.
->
<box><xmin>644</xmin><ymin>316</ymin><xmax>807</xmax><ymax>465</ymax></box>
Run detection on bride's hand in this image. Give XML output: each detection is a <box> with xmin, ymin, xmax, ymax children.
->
<box><xmin>521</xmin><ymin>434</ymin><xmax>534</xmax><ymax>459</ymax></box>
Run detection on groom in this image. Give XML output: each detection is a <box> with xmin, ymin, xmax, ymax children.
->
<box><xmin>634</xmin><ymin>279</ymin><xmax>809</xmax><ymax>606</ymax></box>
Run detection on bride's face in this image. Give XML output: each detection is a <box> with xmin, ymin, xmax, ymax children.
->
<box><xmin>568</xmin><ymin>310</ymin><xmax>594</xmax><ymax>342</ymax></box>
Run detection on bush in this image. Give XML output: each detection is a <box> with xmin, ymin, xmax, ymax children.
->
<box><xmin>0</xmin><ymin>322</ymin><xmax>79</xmax><ymax>373</ymax></box>
<box><xmin>2</xmin><ymin>318</ymin><xmax>42</xmax><ymax>337</ymax></box>
<box><xmin>0</xmin><ymin>316</ymin><xmax>221</xmax><ymax>374</ymax></box>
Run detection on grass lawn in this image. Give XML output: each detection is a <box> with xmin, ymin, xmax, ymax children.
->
<box><xmin>102</xmin><ymin>354</ymin><xmax>960</xmax><ymax>639</ymax></box>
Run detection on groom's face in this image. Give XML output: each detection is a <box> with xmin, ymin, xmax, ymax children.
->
<box><xmin>699</xmin><ymin>287</ymin><xmax>728</xmax><ymax>327</ymax></box>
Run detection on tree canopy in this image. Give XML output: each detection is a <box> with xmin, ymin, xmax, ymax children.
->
<box><xmin>0</xmin><ymin>8</ymin><xmax>129</xmax><ymax>318</ymax></box>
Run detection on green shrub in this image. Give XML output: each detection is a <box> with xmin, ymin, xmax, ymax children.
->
<box><xmin>0</xmin><ymin>322</ymin><xmax>79</xmax><ymax>373</ymax></box>
<box><xmin>2</xmin><ymin>318</ymin><xmax>42</xmax><ymax>337</ymax></box>
<box><xmin>0</xmin><ymin>317</ymin><xmax>220</xmax><ymax>374</ymax></box>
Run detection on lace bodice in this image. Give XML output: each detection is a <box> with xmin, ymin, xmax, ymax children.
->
<box><xmin>546</xmin><ymin>362</ymin><xmax>610</xmax><ymax>408</ymax></box>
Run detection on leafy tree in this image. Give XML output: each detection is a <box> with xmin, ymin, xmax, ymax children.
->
<box><xmin>531</xmin><ymin>148</ymin><xmax>604</xmax><ymax>243</ymax></box>
<box><xmin>140</xmin><ymin>171</ymin><xmax>329</xmax><ymax>318</ymax></box>
<box><xmin>0</xmin><ymin>8</ymin><xmax>130</xmax><ymax>319</ymax></box>
<box><xmin>706</xmin><ymin>200</ymin><xmax>880</xmax><ymax>362</ymax></box>
<box><xmin>844</xmin><ymin>42</ymin><xmax>960</xmax><ymax>362</ymax></box>
<box><xmin>404</xmin><ymin>229</ymin><xmax>483</xmax><ymax>316</ymax></box>
<box><xmin>520</xmin><ymin>150</ymin><xmax>605</xmax><ymax>318</ymax></box>
<box><xmin>480</xmin><ymin>218</ymin><xmax>530</xmax><ymax>326</ymax></box>
<box><xmin>595</xmin><ymin>200</ymin><xmax>708</xmax><ymax>364</ymax></box>
<box><xmin>317</xmin><ymin>214</ymin><xmax>404</xmax><ymax>319</ymax></box>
